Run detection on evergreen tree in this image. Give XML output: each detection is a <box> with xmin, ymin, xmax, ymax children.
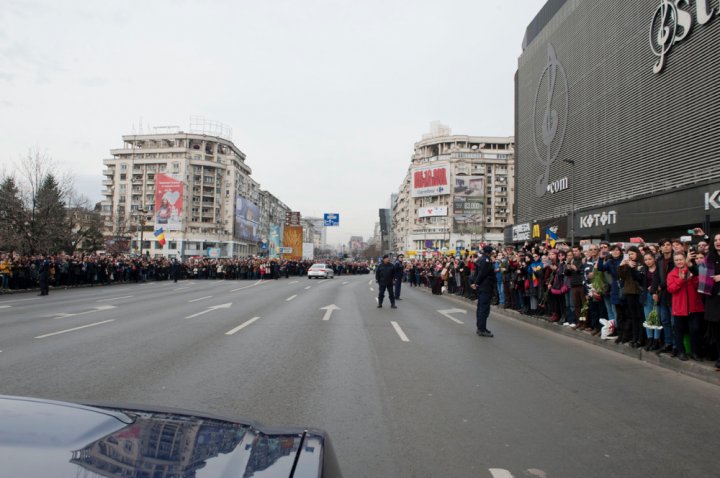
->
<box><xmin>32</xmin><ymin>174</ymin><xmax>67</xmax><ymax>254</ymax></box>
<box><xmin>0</xmin><ymin>176</ymin><xmax>27</xmax><ymax>252</ymax></box>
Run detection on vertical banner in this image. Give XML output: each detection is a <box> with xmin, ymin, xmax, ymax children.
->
<box><xmin>155</xmin><ymin>174</ymin><xmax>183</xmax><ymax>231</ymax></box>
<box><xmin>283</xmin><ymin>226</ymin><xmax>303</xmax><ymax>260</ymax></box>
<box><xmin>234</xmin><ymin>196</ymin><xmax>261</xmax><ymax>242</ymax></box>
<box><xmin>268</xmin><ymin>224</ymin><xmax>282</xmax><ymax>258</ymax></box>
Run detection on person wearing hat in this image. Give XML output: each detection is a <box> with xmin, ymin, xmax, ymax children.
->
<box><xmin>393</xmin><ymin>253</ymin><xmax>405</xmax><ymax>300</ymax></box>
<box><xmin>471</xmin><ymin>245</ymin><xmax>497</xmax><ymax>337</ymax></box>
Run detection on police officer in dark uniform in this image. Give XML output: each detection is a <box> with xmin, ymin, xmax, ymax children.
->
<box><xmin>375</xmin><ymin>255</ymin><xmax>397</xmax><ymax>309</ymax></box>
<box><xmin>38</xmin><ymin>256</ymin><xmax>50</xmax><ymax>296</ymax></box>
<box><xmin>393</xmin><ymin>253</ymin><xmax>404</xmax><ymax>300</ymax></box>
<box><xmin>471</xmin><ymin>245</ymin><xmax>496</xmax><ymax>337</ymax></box>
<box><xmin>170</xmin><ymin>258</ymin><xmax>179</xmax><ymax>283</ymax></box>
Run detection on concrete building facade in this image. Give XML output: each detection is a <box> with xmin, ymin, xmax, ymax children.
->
<box><xmin>392</xmin><ymin>123</ymin><xmax>515</xmax><ymax>256</ymax></box>
<box><xmin>101</xmin><ymin>126</ymin><xmax>290</xmax><ymax>258</ymax></box>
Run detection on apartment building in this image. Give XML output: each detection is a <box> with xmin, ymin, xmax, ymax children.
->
<box><xmin>392</xmin><ymin>123</ymin><xmax>514</xmax><ymax>256</ymax></box>
<box><xmin>101</xmin><ymin>124</ymin><xmax>290</xmax><ymax>258</ymax></box>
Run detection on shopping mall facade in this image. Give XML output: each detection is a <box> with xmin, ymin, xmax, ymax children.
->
<box><xmin>511</xmin><ymin>0</ymin><xmax>720</xmax><ymax>245</ymax></box>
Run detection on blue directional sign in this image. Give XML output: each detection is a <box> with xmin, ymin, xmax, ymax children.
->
<box><xmin>324</xmin><ymin>213</ymin><xmax>340</xmax><ymax>226</ymax></box>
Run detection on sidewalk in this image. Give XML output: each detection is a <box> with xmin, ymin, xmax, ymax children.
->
<box><xmin>417</xmin><ymin>286</ymin><xmax>720</xmax><ymax>387</ymax></box>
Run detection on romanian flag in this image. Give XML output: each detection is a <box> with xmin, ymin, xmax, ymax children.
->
<box><xmin>545</xmin><ymin>228</ymin><xmax>559</xmax><ymax>248</ymax></box>
<box><xmin>154</xmin><ymin>227</ymin><xmax>166</xmax><ymax>247</ymax></box>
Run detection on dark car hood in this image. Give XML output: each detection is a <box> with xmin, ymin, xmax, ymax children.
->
<box><xmin>0</xmin><ymin>395</ymin><xmax>341</xmax><ymax>478</ymax></box>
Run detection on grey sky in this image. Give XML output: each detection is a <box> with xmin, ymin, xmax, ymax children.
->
<box><xmin>0</xmin><ymin>0</ymin><xmax>545</xmax><ymax>246</ymax></box>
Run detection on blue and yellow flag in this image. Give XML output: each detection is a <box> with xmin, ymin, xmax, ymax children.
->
<box><xmin>154</xmin><ymin>227</ymin><xmax>167</xmax><ymax>247</ymax></box>
<box><xmin>545</xmin><ymin>228</ymin><xmax>559</xmax><ymax>248</ymax></box>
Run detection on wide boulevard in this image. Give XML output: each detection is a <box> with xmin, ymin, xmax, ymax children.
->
<box><xmin>1</xmin><ymin>276</ymin><xmax>718</xmax><ymax>477</ymax></box>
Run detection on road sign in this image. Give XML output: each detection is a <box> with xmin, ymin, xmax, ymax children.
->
<box><xmin>279</xmin><ymin>247</ymin><xmax>293</xmax><ymax>254</ymax></box>
<box><xmin>324</xmin><ymin>213</ymin><xmax>340</xmax><ymax>226</ymax></box>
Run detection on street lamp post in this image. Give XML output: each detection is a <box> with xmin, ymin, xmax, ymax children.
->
<box><xmin>137</xmin><ymin>207</ymin><xmax>148</xmax><ymax>257</ymax></box>
<box><xmin>562</xmin><ymin>159</ymin><xmax>575</xmax><ymax>247</ymax></box>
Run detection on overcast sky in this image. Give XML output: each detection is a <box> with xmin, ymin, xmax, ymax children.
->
<box><xmin>0</xmin><ymin>0</ymin><xmax>546</xmax><ymax>246</ymax></box>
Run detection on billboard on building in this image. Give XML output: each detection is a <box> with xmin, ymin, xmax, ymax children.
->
<box><xmin>234</xmin><ymin>196</ymin><xmax>260</xmax><ymax>242</ymax></box>
<box><xmin>154</xmin><ymin>174</ymin><xmax>183</xmax><ymax>231</ymax></box>
<box><xmin>302</xmin><ymin>242</ymin><xmax>314</xmax><ymax>260</ymax></box>
<box><xmin>269</xmin><ymin>224</ymin><xmax>282</xmax><ymax>258</ymax></box>
<box><xmin>453</xmin><ymin>197</ymin><xmax>484</xmax><ymax>234</ymax></box>
<box><xmin>411</xmin><ymin>163</ymin><xmax>450</xmax><ymax>197</ymax></box>
<box><xmin>453</xmin><ymin>176</ymin><xmax>484</xmax><ymax>196</ymax></box>
<box><xmin>418</xmin><ymin>206</ymin><xmax>448</xmax><ymax>218</ymax></box>
<box><xmin>283</xmin><ymin>226</ymin><xmax>303</xmax><ymax>260</ymax></box>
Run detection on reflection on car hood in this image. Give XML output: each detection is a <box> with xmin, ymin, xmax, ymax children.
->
<box><xmin>0</xmin><ymin>395</ymin><xmax>341</xmax><ymax>478</ymax></box>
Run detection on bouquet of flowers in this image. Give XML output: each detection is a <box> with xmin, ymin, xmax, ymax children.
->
<box><xmin>643</xmin><ymin>305</ymin><xmax>662</xmax><ymax>330</ymax></box>
<box><xmin>579</xmin><ymin>301</ymin><xmax>589</xmax><ymax>321</ymax></box>
<box><xmin>590</xmin><ymin>271</ymin><xmax>607</xmax><ymax>300</ymax></box>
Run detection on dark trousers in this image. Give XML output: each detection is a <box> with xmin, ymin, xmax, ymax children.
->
<box><xmin>394</xmin><ymin>279</ymin><xmax>402</xmax><ymax>299</ymax></box>
<box><xmin>673</xmin><ymin>313</ymin><xmax>703</xmax><ymax>355</ymax></box>
<box><xmin>476</xmin><ymin>291</ymin><xmax>491</xmax><ymax>331</ymax></box>
<box><xmin>378</xmin><ymin>283</ymin><xmax>395</xmax><ymax>306</ymax></box>
<box><xmin>571</xmin><ymin>286</ymin><xmax>585</xmax><ymax>322</ymax></box>
<box><xmin>39</xmin><ymin>277</ymin><xmax>49</xmax><ymax>295</ymax></box>
<box><xmin>625</xmin><ymin>294</ymin><xmax>644</xmax><ymax>343</ymax></box>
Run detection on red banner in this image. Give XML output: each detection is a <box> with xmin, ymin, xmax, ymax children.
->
<box><xmin>155</xmin><ymin>174</ymin><xmax>183</xmax><ymax>231</ymax></box>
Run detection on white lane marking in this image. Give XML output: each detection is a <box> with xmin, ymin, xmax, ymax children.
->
<box><xmin>342</xmin><ymin>281</ymin><xmax>349</xmax><ymax>285</ymax></box>
<box><xmin>289</xmin><ymin>280</ymin><xmax>299</xmax><ymax>284</ymax></box>
<box><xmin>188</xmin><ymin>296</ymin><xmax>213</xmax><ymax>302</ymax></box>
<box><xmin>225</xmin><ymin>316</ymin><xmax>261</xmax><ymax>335</ymax></box>
<box><xmin>391</xmin><ymin>321</ymin><xmax>410</xmax><ymax>342</ymax></box>
<box><xmin>0</xmin><ymin>305</ymin><xmax>12</xmax><ymax>309</ymax></box>
<box><xmin>368</xmin><ymin>280</ymin><xmax>373</xmax><ymax>286</ymax></box>
<box><xmin>173</xmin><ymin>286</ymin><xmax>190</xmax><ymax>291</ymax></box>
<box><xmin>320</xmin><ymin>304</ymin><xmax>340</xmax><ymax>321</ymax></box>
<box><xmin>370</xmin><ymin>287</ymin><xmax>375</xmax><ymax>292</ymax></box>
<box><xmin>96</xmin><ymin>295</ymin><xmax>133</xmax><ymax>303</ymax></box>
<box><xmin>286</xmin><ymin>295</ymin><xmax>297</xmax><ymax>302</ymax></box>
<box><xmin>184</xmin><ymin>303</ymin><xmax>232</xmax><ymax>319</ymax></box>
<box><xmin>305</xmin><ymin>286</ymin><xmax>311</xmax><ymax>290</ymax></box>
<box><xmin>53</xmin><ymin>305</ymin><xmax>116</xmax><ymax>319</ymax></box>
<box><xmin>35</xmin><ymin>319</ymin><xmax>115</xmax><ymax>339</ymax></box>
<box><xmin>489</xmin><ymin>469</ymin><xmax>515</xmax><ymax>478</ymax></box>
<box><xmin>437</xmin><ymin>308</ymin><xmax>467</xmax><ymax>324</ymax></box>
<box><xmin>0</xmin><ymin>297</ymin><xmax>42</xmax><ymax>304</ymax></box>
<box><xmin>230</xmin><ymin>280</ymin><xmax>264</xmax><ymax>292</ymax></box>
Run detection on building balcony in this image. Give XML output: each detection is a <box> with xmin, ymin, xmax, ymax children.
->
<box><xmin>102</xmin><ymin>169</ymin><xmax>114</xmax><ymax>176</ymax></box>
<box><xmin>102</xmin><ymin>179</ymin><xmax>113</xmax><ymax>186</ymax></box>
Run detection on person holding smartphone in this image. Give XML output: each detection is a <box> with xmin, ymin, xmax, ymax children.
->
<box><xmin>619</xmin><ymin>246</ymin><xmax>645</xmax><ymax>348</ymax></box>
<box><xmin>667</xmin><ymin>252</ymin><xmax>704</xmax><ymax>361</ymax></box>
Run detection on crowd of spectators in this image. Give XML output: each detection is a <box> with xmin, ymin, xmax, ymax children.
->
<box><xmin>399</xmin><ymin>229</ymin><xmax>720</xmax><ymax>369</ymax></box>
<box><xmin>0</xmin><ymin>253</ymin><xmax>370</xmax><ymax>291</ymax></box>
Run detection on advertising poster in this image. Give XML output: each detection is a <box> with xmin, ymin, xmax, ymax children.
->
<box><xmin>234</xmin><ymin>195</ymin><xmax>261</xmax><ymax>242</ymax></box>
<box><xmin>154</xmin><ymin>174</ymin><xmax>183</xmax><ymax>231</ymax></box>
<box><xmin>417</xmin><ymin>206</ymin><xmax>448</xmax><ymax>218</ymax></box>
<box><xmin>269</xmin><ymin>224</ymin><xmax>282</xmax><ymax>258</ymax></box>
<box><xmin>453</xmin><ymin>197</ymin><xmax>484</xmax><ymax>234</ymax></box>
<box><xmin>283</xmin><ymin>226</ymin><xmax>303</xmax><ymax>260</ymax></box>
<box><xmin>411</xmin><ymin>164</ymin><xmax>450</xmax><ymax>197</ymax></box>
<box><xmin>302</xmin><ymin>242</ymin><xmax>314</xmax><ymax>260</ymax></box>
<box><xmin>453</xmin><ymin>176</ymin><xmax>484</xmax><ymax>196</ymax></box>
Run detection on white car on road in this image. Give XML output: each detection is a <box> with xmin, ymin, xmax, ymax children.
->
<box><xmin>308</xmin><ymin>263</ymin><xmax>334</xmax><ymax>279</ymax></box>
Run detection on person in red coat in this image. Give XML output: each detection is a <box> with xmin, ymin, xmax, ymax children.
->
<box><xmin>667</xmin><ymin>252</ymin><xmax>704</xmax><ymax>361</ymax></box>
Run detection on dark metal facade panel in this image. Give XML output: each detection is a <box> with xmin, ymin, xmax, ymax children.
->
<box><xmin>516</xmin><ymin>0</ymin><xmax>720</xmax><ymax>225</ymax></box>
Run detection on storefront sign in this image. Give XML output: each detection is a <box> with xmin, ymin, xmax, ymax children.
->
<box><xmin>579</xmin><ymin>210</ymin><xmax>618</xmax><ymax>229</ymax></box>
<box><xmin>650</xmin><ymin>0</ymin><xmax>715</xmax><ymax>74</ymax></box>
<box><xmin>512</xmin><ymin>223</ymin><xmax>531</xmax><ymax>242</ymax></box>
<box><xmin>705</xmin><ymin>190</ymin><xmax>720</xmax><ymax>210</ymax></box>
<box><xmin>546</xmin><ymin>177</ymin><xmax>569</xmax><ymax>194</ymax></box>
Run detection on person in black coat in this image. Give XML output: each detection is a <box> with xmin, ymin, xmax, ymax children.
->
<box><xmin>37</xmin><ymin>257</ymin><xmax>50</xmax><ymax>296</ymax></box>
<box><xmin>393</xmin><ymin>254</ymin><xmax>404</xmax><ymax>300</ymax></box>
<box><xmin>375</xmin><ymin>255</ymin><xmax>396</xmax><ymax>309</ymax></box>
<box><xmin>471</xmin><ymin>246</ymin><xmax>496</xmax><ymax>337</ymax></box>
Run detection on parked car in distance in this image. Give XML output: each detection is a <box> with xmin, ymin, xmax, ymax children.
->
<box><xmin>308</xmin><ymin>263</ymin><xmax>334</xmax><ymax>279</ymax></box>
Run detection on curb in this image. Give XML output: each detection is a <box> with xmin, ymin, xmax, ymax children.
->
<box><xmin>416</xmin><ymin>285</ymin><xmax>720</xmax><ymax>387</ymax></box>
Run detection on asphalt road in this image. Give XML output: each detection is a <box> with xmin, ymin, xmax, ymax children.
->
<box><xmin>1</xmin><ymin>275</ymin><xmax>718</xmax><ymax>478</ymax></box>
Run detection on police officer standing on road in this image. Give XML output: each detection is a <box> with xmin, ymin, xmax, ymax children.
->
<box><xmin>170</xmin><ymin>258</ymin><xmax>179</xmax><ymax>283</ymax></box>
<box><xmin>38</xmin><ymin>256</ymin><xmax>50</xmax><ymax>296</ymax></box>
<box><xmin>471</xmin><ymin>245</ymin><xmax>496</xmax><ymax>337</ymax></box>
<box><xmin>375</xmin><ymin>255</ymin><xmax>397</xmax><ymax>309</ymax></box>
<box><xmin>393</xmin><ymin>253</ymin><xmax>404</xmax><ymax>300</ymax></box>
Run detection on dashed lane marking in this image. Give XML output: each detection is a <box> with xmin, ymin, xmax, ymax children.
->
<box><xmin>305</xmin><ymin>286</ymin><xmax>311</xmax><ymax>290</ymax></box>
<box><xmin>35</xmin><ymin>319</ymin><xmax>115</xmax><ymax>339</ymax></box>
<box><xmin>286</xmin><ymin>295</ymin><xmax>297</xmax><ymax>302</ymax></box>
<box><xmin>96</xmin><ymin>295</ymin><xmax>133</xmax><ymax>302</ymax></box>
<box><xmin>390</xmin><ymin>321</ymin><xmax>410</xmax><ymax>342</ymax></box>
<box><xmin>225</xmin><ymin>316</ymin><xmax>261</xmax><ymax>335</ymax></box>
<box><xmin>188</xmin><ymin>296</ymin><xmax>213</xmax><ymax>302</ymax></box>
